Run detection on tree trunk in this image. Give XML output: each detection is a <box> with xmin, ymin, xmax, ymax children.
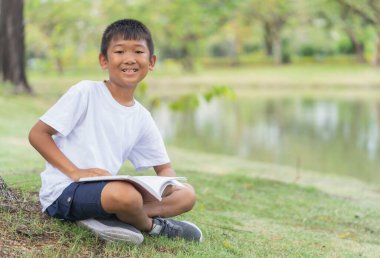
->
<box><xmin>0</xmin><ymin>0</ymin><xmax>32</xmax><ymax>94</ymax></box>
<box><xmin>0</xmin><ymin>176</ymin><xmax>19</xmax><ymax>203</ymax></box>
<box><xmin>56</xmin><ymin>57</ymin><xmax>64</xmax><ymax>75</ymax></box>
<box><xmin>263</xmin><ymin>21</ymin><xmax>273</xmax><ymax>56</ymax></box>
<box><xmin>0</xmin><ymin>0</ymin><xmax>5</xmax><ymax>81</ymax></box>
<box><xmin>345</xmin><ymin>28</ymin><xmax>367</xmax><ymax>64</ymax></box>
<box><xmin>230</xmin><ymin>20</ymin><xmax>241</xmax><ymax>66</ymax></box>
<box><xmin>373</xmin><ymin>33</ymin><xmax>380</xmax><ymax>67</ymax></box>
<box><xmin>272</xmin><ymin>33</ymin><xmax>282</xmax><ymax>65</ymax></box>
<box><xmin>180</xmin><ymin>35</ymin><xmax>196</xmax><ymax>72</ymax></box>
<box><xmin>181</xmin><ymin>52</ymin><xmax>194</xmax><ymax>71</ymax></box>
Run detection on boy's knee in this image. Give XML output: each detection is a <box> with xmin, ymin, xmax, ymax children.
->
<box><xmin>181</xmin><ymin>184</ymin><xmax>196</xmax><ymax>212</ymax></box>
<box><xmin>121</xmin><ymin>188</ymin><xmax>143</xmax><ymax>210</ymax></box>
<box><xmin>102</xmin><ymin>182</ymin><xmax>143</xmax><ymax>213</ymax></box>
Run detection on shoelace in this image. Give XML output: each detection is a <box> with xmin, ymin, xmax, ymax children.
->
<box><xmin>159</xmin><ymin>219</ymin><xmax>181</xmax><ymax>238</ymax></box>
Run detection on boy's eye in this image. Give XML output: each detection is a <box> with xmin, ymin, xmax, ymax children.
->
<box><xmin>114</xmin><ymin>50</ymin><xmax>124</xmax><ymax>54</ymax></box>
<box><xmin>136</xmin><ymin>51</ymin><xmax>144</xmax><ymax>54</ymax></box>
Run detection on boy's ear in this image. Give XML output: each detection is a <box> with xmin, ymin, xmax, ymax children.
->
<box><xmin>99</xmin><ymin>53</ymin><xmax>108</xmax><ymax>70</ymax></box>
<box><xmin>149</xmin><ymin>55</ymin><xmax>157</xmax><ymax>71</ymax></box>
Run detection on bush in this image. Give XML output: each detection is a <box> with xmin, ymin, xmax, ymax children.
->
<box><xmin>299</xmin><ymin>45</ymin><xmax>318</xmax><ymax>57</ymax></box>
<box><xmin>337</xmin><ymin>39</ymin><xmax>355</xmax><ymax>54</ymax></box>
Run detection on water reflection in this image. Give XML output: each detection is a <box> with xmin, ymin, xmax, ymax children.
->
<box><xmin>366</xmin><ymin>105</ymin><xmax>379</xmax><ymax>160</ymax></box>
<box><xmin>152</xmin><ymin>97</ymin><xmax>380</xmax><ymax>184</ymax></box>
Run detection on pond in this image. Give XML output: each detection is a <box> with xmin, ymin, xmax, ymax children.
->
<box><xmin>151</xmin><ymin>95</ymin><xmax>380</xmax><ymax>185</ymax></box>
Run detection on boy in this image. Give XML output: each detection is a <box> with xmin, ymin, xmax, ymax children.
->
<box><xmin>28</xmin><ymin>19</ymin><xmax>203</xmax><ymax>244</ymax></box>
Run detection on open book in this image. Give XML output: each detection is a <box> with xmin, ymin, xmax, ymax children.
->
<box><xmin>79</xmin><ymin>176</ymin><xmax>186</xmax><ymax>201</ymax></box>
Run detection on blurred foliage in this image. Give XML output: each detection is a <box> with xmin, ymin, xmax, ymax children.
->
<box><xmin>134</xmin><ymin>81</ymin><xmax>236</xmax><ymax>112</ymax></box>
<box><xmin>169</xmin><ymin>94</ymin><xmax>200</xmax><ymax>111</ymax></box>
<box><xmin>204</xmin><ymin>85</ymin><xmax>236</xmax><ymax>103</ymax></box>
<box><xmin>24</xmin><ymin>0</ymin><xmax>380</xmax><ymax>73</ymax></box>
<box><xmin>170</xmin><ymin>85</ymin><xmax>236</xmax><ymax>111</ymax></box>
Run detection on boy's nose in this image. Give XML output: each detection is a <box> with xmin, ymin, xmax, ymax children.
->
<box><xmin>124</xmin><ymin>60</ymin><xmax>136</xmax><ymax>65</ymax></box>
<box><xmin>123</xmin><ymin>54</ymin><xmax>136</xmax><ymax>64</ymax></box>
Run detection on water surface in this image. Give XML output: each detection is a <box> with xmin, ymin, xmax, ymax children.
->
<box><xmin>152</xmin><ymin>96</ymin><xmax>380</xmax><ymax>185</ymax></box>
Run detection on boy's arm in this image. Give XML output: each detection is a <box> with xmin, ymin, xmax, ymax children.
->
<box><xmin>154</xmin><ymin>163</ymin><xmax>193</xmax><ymax>197</ymax></box>
<box><xmin>154</xmin><ymin>163</ymin><xmax>179</xmax><ymax>197</ymax></box>
<box><xmin>29</xmin><ymin>120</ymin><xmax>111</xmax><ymax>181</ymax></box>
<box><xmin>154</xmin><ymin>163</ymin><xmax>176</xmax><ymax>177</ymax></box>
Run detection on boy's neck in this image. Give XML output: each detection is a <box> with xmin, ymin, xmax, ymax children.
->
<box><xmin>104</xmin><ymin>80</ymin><xmax>135</xmax><ymax>107</ymax></box>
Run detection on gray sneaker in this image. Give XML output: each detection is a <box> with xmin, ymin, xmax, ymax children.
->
<box><xmin>77</xmin><ymin>218</ymin><xmax>144</xmax><ymax>244</ymax></box>
<box><xmin>149</xmin><ymin>217</ymin><xmax>203</xmax><ymax>242</ymax></box>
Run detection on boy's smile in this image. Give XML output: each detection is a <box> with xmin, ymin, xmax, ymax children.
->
<box><xmin>99</xmin><ymin>38</ymin><xmax>156</xmax><ymax>90</ymax></box>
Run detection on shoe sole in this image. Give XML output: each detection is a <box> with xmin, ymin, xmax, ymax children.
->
<box><xmin>76</xmin><ymin>218</ymin><xmax>144</xmax><ymax>245</ymax></box>
<box><xmin>182</xmin><ymin>221</ymin><xmax>204</xmax><ymax>242</ymax></box>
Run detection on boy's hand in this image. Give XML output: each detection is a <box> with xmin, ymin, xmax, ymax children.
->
<box><xmin>70</xmin><ymin>168</ymin><xmax>112</xmax><ymax>182</ymax></box>
<box><xmin>162</xmin><ymin>183</ymin><xmax>192</xmax><ymax>197</ymax></box>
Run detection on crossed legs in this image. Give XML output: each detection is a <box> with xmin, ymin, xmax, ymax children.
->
<box><xmin>100</xmin><ymin>181</ymin><xmax>196</xmax><ymax>232</ymax></box>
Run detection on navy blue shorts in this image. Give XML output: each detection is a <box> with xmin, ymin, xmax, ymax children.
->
<box><xmin>45</xmin><ymin>181</ymin><xmax>114</xmax><ymax>221</ymax></box>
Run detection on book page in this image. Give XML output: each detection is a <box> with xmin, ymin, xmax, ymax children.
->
<box><xmin>78</xmin><ymin>175</ymin><xmax>186</xmax><ymax>201</ymax></box>
<box><xmin>133</xmin><ymin>176</ymin><xmax>186</xmax><ymax>197</ymax></box>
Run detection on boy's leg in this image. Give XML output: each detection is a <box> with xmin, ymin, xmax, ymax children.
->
<box><xmin>144</xmin><ymin>184</ymin><xmax>203</xmax><ymax>242</ymax></box>
<box><xmin>143</xmin><ymin>183</ymin><xmax>196</xmax><ymax>218</ymax></box>
<box><xmin>45</xmin><ymin>181</ymin><xmax>144</xmax><ymax>244</ymax></box>
<box><xmin>101</xmin><ymin>181</ymin><xmax>153</xmax><ymax>232</ymax></box>
<box><xmin>101</xmin><ymin>182</ymin><xmax>203</xmax><ymax>241</ymax></box>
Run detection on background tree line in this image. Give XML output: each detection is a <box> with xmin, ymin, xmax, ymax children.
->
<box><xmin>1</xmin><ymin>0</ymin><xmax>380</xmax><ymax>93</ymax></box>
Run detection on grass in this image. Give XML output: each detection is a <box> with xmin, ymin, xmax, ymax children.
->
<box><xmin>27</xmin><ymin>63</ymin><xmax>380</xmax><ymax>100</ymax></box>
<box><xmin>1</xmin><ymin>65</ymin><xmax>380</xmax><ymax>257</ymax></box>
<box><xmin>2</xmin><ymin>166</ymin><xmax>380</xmax><ymax>257</ymax></box>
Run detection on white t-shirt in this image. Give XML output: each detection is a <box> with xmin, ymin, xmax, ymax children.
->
<box><xmin>39</xmin><ymin>80</ymin><xmax>170</xmax><ymax>211</ymax></box>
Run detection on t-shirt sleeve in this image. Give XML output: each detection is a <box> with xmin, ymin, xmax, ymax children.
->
<box><xmin>128</xmin><ymin>113</ymin><xmax>170</xmax><ymax>170</ymax></box>
<box><xmin>40</xmin><ymin>82</ymin><xmax>88</xmax><ymax>137</ymax></box>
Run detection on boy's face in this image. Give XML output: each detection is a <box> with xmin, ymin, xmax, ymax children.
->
<box><xmin>99</xmin><ymin>38</ymin><xmax>156</xmax><ymax>88</ymax></box>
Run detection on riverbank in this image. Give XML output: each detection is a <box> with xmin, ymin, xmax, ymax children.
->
<box><xmin>22</xmin><ymin>64</ymin><xmax>380</xmax><ymax>100</ymax></box>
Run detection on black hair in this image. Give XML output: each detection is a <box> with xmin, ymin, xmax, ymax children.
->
<box><xmin>100</xmin><ymin>19</ymin><xmax>154</xmax><ymax>59</ymax></box>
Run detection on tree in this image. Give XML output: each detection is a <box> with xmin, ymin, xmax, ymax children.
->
<box><xmin>0</xmin><ymin>0</ymin><xmax>32</xmax><ymax>93</ymax></box>
<box><xmin>241</xmin><ymin>0</ymin><xmax>294</xmax><ymax>65</ymax></box>
<box><xmin>150</xmin><ymin>0</ymin><xmax>236</xmax><ymax>71</ymax></box>
<box><xmin>337</xmin><ymin>0</ymin><xmax>380</xmax><ymax>66</ymax></box>
<box><xmin>318</xmin><ymin>0</ymin><xmax>368</xmax><ymax>63</ymax></box>
<box><xmin>26</xmin><ymin>0</ymin><xmax>101</xmax><ymax>74</ymax></box>
<box><xmin>340</xmin><ymin>6</ymin><xmax>367</xmax><ymax>63</ymax></box>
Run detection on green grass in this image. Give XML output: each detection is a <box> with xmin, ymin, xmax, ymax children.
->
<box><xmin>27</xmin><ymin>63</ymin><xmax>380</xmax><ymax>100</ymax></box>
<box><xmin>1</xmin><ymin>67</ymin><xmax>380</xmax><ymax>256</ymax></box>
<box><xmin>2</xmin><ymin>168</ymin><xmax>379</xmax><ymax>257</ymax></box>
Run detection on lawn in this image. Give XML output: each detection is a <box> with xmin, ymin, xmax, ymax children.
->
<box><xmin>1</xmin><ymin>66</ymin><xmax>380</xmax><ymax>257</ymax></box>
